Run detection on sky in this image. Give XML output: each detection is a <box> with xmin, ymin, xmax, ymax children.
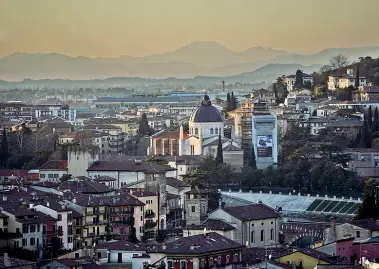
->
<box><xmin>1</xmin><ymin>0</ymin><xmax>379</xmax><ymax>58</ymax></box>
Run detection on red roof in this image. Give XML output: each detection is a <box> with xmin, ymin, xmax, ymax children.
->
<box><xmin>0</xmin><ymin>170</ymin><xmax>28</xmax><ymax>177</ymax></box>
<box><xmin>39</xmin><ymin>160</ymin><xmax>68</xmax><ymax>170</ymax></box>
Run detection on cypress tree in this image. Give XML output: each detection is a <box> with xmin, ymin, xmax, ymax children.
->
<box><xmin>215</xmin><ymin>134</ymin><xmax>223</xmax><ymax>166</ymax></box>
<box><xmin>374</xmin><ymin>107</ymin><xmax>379</xmax><ymax>132</ymax></box>
<box><xmin>0</xmin><ymin>128</ymin><xmax>9</xmax><ymax>167</ymax></box>
<box><xmin>250</xmin><ymin>146</ymin><xmax>257</xmax><ymax>170</ymax></box>
<box><xmin>226</xmin><ymin>93</ymin><xmax>231</xmax><ymax>111</ymax></box>
<box><xmin>355</xmin><ymin>65</ymin><xmax>360</xmax><ymax>89</ymax></box>
<box><xmin>138</xmin><ymin>113</ymin><xmax>150</xmax><ymax>136</ymax></box>
<box><xmin>361</xmin><ymin>121</ymin><xmax>371</xmax><ymax>148</ymax></box>
<box><xmin>368</xmin><ymin>106</ymin><xmax>373</xmax><ymax>129</ymax></box>
<box><xmin>231</xmin><ymin>92</ymin><xmax>237</xmax><ymax>110</ymax></box>
<box><xmin>354</xmin><ymin>128</ymin><xmax>362</xmax><ymax>148</ymax></box>
<box><xmin>295</xmin><ymin>69</ymin><xmax>303</xmax><ymax>89</ymax></box>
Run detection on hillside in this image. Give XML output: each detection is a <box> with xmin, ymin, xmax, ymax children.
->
<box><xmin>2</xmin><ymin>43</ymin><xmax>379</xmax><ymax>81</ymax></box>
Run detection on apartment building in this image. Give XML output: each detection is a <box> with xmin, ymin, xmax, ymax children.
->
<box><xmin>327</xmin><ymin>69</ymin><xmax>367</xmax><ymax>91</ymax></box>
<box><xmin>0</xmin><ymin>102</ymin><xmax>34</xmax><ymax>122</ymax></box>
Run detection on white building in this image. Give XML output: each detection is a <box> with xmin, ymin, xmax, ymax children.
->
<box><xmin>35</xmin><ymin>105</ymin><xmax>76</xmax><ymax>123</ymax></box>
<box><xmin>32</xmin><ymin>201</ymin><xmax>73</xmax><ymax>250</ymax></box>
<box><xmin>284</xmin><ymin>73</ymin><xmax>313</xmax><ymax>92</ymax></box>
<box><xmin>327</xmin><ymin>69</ymin><xmax>367</xmax><ymax>91</ymax></box>
<box><xmin>87</xmin><ymin>160</ymin><xmax>176</xmax><ymax>188</ymax></box>
<box><xmin>252</xmin><ymin>113</ymin><xmax>278</xmax><ymax>169</ymax></box>
<box><xmin>177</xmin><ymin>95</ymin><xmax>243</xmax><ymax>168</ymax></box>
<box><xmin>208</xmin><ymin>204</ymin><xmax>280</xmax><ymax>247</ymax></box>
<box><xmin>39</xmin><ymin>160</ymin><xmax>68</xmax><ymax>181</ymax></box>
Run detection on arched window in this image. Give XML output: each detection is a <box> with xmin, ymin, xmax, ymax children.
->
<box><xmin>215</xmin><ymin>128</ymin><xmax>218</xmax><ymax>134</ymax></box>
<box><xmin>261</xmin><ymin>230</ymin><xmax>265</xmax><ymax>242</ymax></box>
<box><xmin>195</xmin><ymin>128</ymin><xmax>198</xmax><ymax>135</ymax></box>
<box><xmin>251</xmin><ymin>231</ymin><xmax>255</xmax><ymax>243</ymax></box>
<box><xmin>210</xmin><ymin>128</ymin><xmax>214</xmax><ymax>135</ymax></box>
<box><xmin>271</xmin><ymin>228</ymin><xmax>274</xmax><ymax>240</ymax></box>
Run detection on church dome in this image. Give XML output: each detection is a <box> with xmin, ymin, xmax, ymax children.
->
<box><xmin>190</xmin><ymin>95</ymin><xmax>223</xmax><ymax>123</ymax></box>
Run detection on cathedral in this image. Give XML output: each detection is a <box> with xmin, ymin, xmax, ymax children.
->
<box><xmin>149</xmin><ymin>95</ymin><xmax>244</xmax><ymax>168</ymax></box>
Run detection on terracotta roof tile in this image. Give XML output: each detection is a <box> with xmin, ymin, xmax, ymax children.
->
<box><xmin>39</xmin><ymin>160</ymin><xmax>68</xmax><ymax>170</ymax></box>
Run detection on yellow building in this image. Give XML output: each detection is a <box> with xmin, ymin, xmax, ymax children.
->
<box><xmin>129</xmin><ymin>189</ymin><xmax>159</xmax><ymax>241</ymax></box>
<box><xmin>84</xmin><ymin>205</ymin><xmax>107</xmax><ymax>243</ymax></box>
<box><xmin>276</xmin><ymin>249</ymin><xmax>332</xmax><ymax>269</ymax></box>
<box><xmin>0</xmin><ymin>212</ymin><xmax>8</xmax><ymax>233</ymax></box>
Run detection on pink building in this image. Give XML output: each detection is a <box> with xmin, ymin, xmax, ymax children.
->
<box><xmin>316</xmin><ymin>238</ymin><xmax>354</xmax><ymax>262</ymax></box>
<box><xmin>353</xmin><ymin>237</ymin><xmax>379</xmax><ymax>263</ymax></box>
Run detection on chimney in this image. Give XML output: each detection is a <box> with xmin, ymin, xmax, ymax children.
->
<box><xmin>218</xmin><ymin>199</ymin><xmax>222</xmax><ymax>209</ymax></box>
<box><xmin>330</xmin><ymin>217</ymin><xmax>336</xmax><ymax>243</ymax></box>
<box><xmin>3</xmin><ymin>253</ymin><xmax>10</xmax><ymax>267</ymax></box>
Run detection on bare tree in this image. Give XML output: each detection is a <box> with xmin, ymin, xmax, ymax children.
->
<box><xmin>329</xmin><ymin>54</ymin><xmax>349</xmax><ymax>69</ymax></box>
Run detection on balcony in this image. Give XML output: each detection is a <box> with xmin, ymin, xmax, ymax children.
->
<box><xmin>145</xmin><ymin>211</ymin><xmax>155</xmax><ymax>218</ymax></box>
<box><xmin>144</xmin><ymin>221</ymin><xmax>157</xmax><ymax>229</ymax></box>
<box><xmin>86</xmin><ymin>209</ymin><xmax>106</xmax><ymax>215</ymax></box>
<box><xmin>111</xmin><ymin>219</ymin><xmax>133</xmax><ymax>226</ymax></box>
<box><xmin>86</xmin><ymin>219</ymin><xmax>108</xmax><ymax>225</ymax></box>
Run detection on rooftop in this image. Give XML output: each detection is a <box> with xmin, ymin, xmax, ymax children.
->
<box><xmin>39</xmin><ymin>160</ymin><xmax>68</xmax><ymax>170</ymax></box>
<box><xmin>163</xmin><ymin>232</ymin><xmax>244</xmax><ymax>255</ymax></box>
<box><xmin>87</xmin><ymin>160</ymin><xmax>175</xmax><ymax>173</ymax></box>
<box><xmin>222</xmin><ymin>204</ymin><xmax>279</xmax><ymax>221</ymax></box>
<box><xmin>186</xmin><ymin>219</ymin><xmax>236</xmax><ymax>231</ymax></box>
<box><xmin>0</xmin><ymin>255</ymin><xmax>35</xmax><ymax>269</ymax></box>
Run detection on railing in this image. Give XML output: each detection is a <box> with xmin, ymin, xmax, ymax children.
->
<box><xmin>145</xmin><ymin>221</ymin><xmax>157</xmax><ymax>229</ymax></box>
<box><xmin>86</xmin><ymin>208</ymin><xmax>106</xmax><ymax>215</ymax></box>
<box><xmin>86</xmin><ymin>219</ymin><xmax>108</xmax><ymax>225</ymax></box>
<box><xmin>112</xmin><ymin>219</ymin><xmax>133</xmax><ymax>226</ymax></box>
<box><xmin>145</xmin><ymin>212</ymin><xmax>156</xmax><ymax>218</ymax></box>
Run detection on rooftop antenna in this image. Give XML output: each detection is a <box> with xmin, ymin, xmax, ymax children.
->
<box><xmin>222</xmin><ymin>80</ymin><xmax>225</xmax><ymax>92</ymax></box>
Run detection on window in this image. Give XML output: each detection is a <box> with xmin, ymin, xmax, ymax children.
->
<box><xmin>30</xmin><ymin>237</ymin><xmax>35</xmax><ymax>246</ymax></box>
<box><xmin>40</xmin><ymin>174</ymin><xmax>45</xmax><ymax>178</ymax></box>
<box><xmin>54</xmin><ymin>174</ymin><xmax>59</xmax><ymax>178</ymax></box>
<box><xmin>233</xmin><ymin>254</ymin><xmax>239</xmax><ymax>263</ymax></box>
<box><xmin>191</xmin><ymin>206</ymin><xmax>195</xmax><ymax>213</ymax></box>
<box><xmin>23</xmin><ymin>225</ymin><xmax>28</xmax><ymax>233</ymax></box>
<box><xmin>217</xmin><ymin>256</ymin><xmax>221</xmax><ymax>265</ymax></box>
<box><xmin>22</xmin><ymin>239</ymin><xmax>26</xmax><ymax>246</ymax></box>
<box><xmin>58</xmin><ymin>214</ymin><xmax>62</xmax><ymax>221</ymax></box>
<box><xmin>261</xmin><ymin>230</ymin><xmax>265</xmax><ymax>242</ymax></box>
<box><xmin>190</xmin><ymin>145</ymin><xmax>195</xmax><ymax>155</ymax></box>
<box><xmin>226</xmin><ymin>255</ymin><xmax>230</xmax><ymax>265</ymax></box>
<box><xmin>201</xmin><ymin>259</ymin><xmax>205</xmax><ymax>269</ymax></box>
<box><xmin>209</xmin><ymin>258</ymin><xmax>213</xmax><ymax>267</ymax></box>
<box><xmin>251</xmin><ymin>231</ymin><xmax>255</xmax><ymax>243</ymax></box>
<box><xmin>37</xmin><ymin>224</ymin><xmax>40</xmax><ymax>232</ymax></box>
<box><xmin>168</xmin><ymin>261</ymin><xmax>174</xmax><ymax>269</ymax></box>
<box><xmin>210</xmin><ymin>128</ymin><xmax>214</xmax><ymax>135</ymax></box>
<box><xmin>30</xmin><ymin>225</ymin><xmax>35</xmax><ymax>233</ymax></box>
<box><xmin>37</xmin><ymin>238</ymin><xmax>39</xmax><ymax>247</ymax></box>
<box><xmin>271</xmin><ymin>229</ymin><xmax>274</xmax><ymax>240</ymax></box>
<box><xmin>215</xmin><ymin>128</ymin><xmax>218</xmax><ymax>134</ymax></box>
<box><xmin>195</xmin><ymin>128</ymin><xmax>198</xmax><ymax>135</ymax></box>
<box><xmin>48</xmin><ymin>174</ymin><xmax>53</xmax><ymax>179</ymax></box>
<box><xmin>180</xmin><ymin>261</ymin><xmax>186</xmax><ymax>269</ymax></box>
<box><xmin>356</xmin><ymin>231</ymin><xmax>361</xmax><ymax>238</ymax></box>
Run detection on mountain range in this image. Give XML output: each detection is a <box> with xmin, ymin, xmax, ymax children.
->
<box><xmin>1</xmin><ymin>41</ymin><xmax>379</xmax><ymax>82</ymax></box>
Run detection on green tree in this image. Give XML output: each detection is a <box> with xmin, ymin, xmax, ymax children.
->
<box><xmin>0</xmin><ymin>128</ymin><xmax>9</xmax><ymax>167</ymax></box>
<box><xmin>355</xmin><ymin>178</ymin><xmax>379</xmax><ymax>220</ymax></box>
<box><xmin>295</xmin><ymin>70</ymin><xmax>303</xmax><ymax>89</ymax></box>
<box><xmin>303</xmin><ymin>80</ymin><xmax>312</xmax><ymax>89</ymax></box>
<box><xmin>138</xmin><ymin>113</ymin><xmax>150</xmax><ymax>136</ymax></box>
<box><xmin>215</xmin><ymin>134</ymin><xmax>223</xmax><ymax>166</ymax></box>
<box><xmin>355</xmin><ymin>65</ymin><xmax>360</xmax><ymax>88</ymax></box>
<box><xmin>329</xmin><ymin>54</ymin><xmax>348</xmax><ymax>69</ymax></box>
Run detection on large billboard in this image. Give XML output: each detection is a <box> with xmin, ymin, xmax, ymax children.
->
<box><xmin>257</xmin><ymin>135</ymin><xmax>273</xmax><ymax>157</ymax></box>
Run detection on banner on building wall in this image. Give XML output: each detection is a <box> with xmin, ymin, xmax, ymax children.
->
<box><xmin>257</xmin><ymin>135</ymin><xmax>273</xmax><ymax>157</ymax></box>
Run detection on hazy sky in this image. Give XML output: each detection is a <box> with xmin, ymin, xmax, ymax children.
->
<box><xmin>1</xmin><ymin>0</ymin><xmax>379</xmax><ymax>58</ymax></box>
